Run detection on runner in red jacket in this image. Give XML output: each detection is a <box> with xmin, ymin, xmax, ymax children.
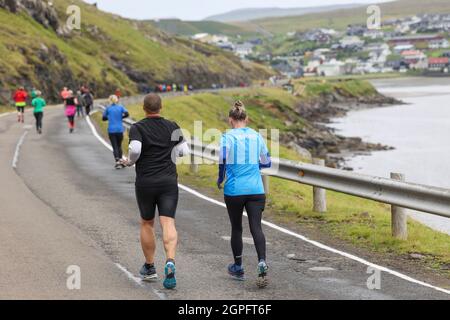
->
<box><xmin>13</xmin><ymin>87</ymin><xmax>28</xmax><ymax>123</ymax></box>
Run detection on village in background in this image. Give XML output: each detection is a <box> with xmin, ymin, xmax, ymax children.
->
<box><xmin>191</xmin><ymin>13</ymin><xmax>450</xmax><ymax>78</ymax></box>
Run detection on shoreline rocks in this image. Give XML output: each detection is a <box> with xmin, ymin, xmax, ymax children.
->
<box><xmin>284</xmin><ymin>90</ymin><xmax>402</xmax><ymax>168</ymax></box>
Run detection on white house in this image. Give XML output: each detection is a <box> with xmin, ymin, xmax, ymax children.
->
<box><xmin>192</xmin><ymin>33</ymin><xmax>212</xmax><ymax>43</ymax></box>
<box><xmin>393</xmin><ymin>44</ymin><xmax>415</xmax><ymax>54</ymax></box>
<box><xmin>340</xmin><ymin>36</ymin><xmax>364</xmax><ymax>48</ymax></box>
<box><xmin>317</xmin><ymin>59</ymin><xmax>345</xmax><ymax>77</ymax></box>
<box><xmin>235</xmin><ymin>43</ymin><xmax>254</xmax><ymax>58</ymax></box>
<box><xmin>363</xmin><ymin>29</ymin><xmax>384</xmax><ymax>39</ymax></box>
<box><xmin>429</xmin><ymin>38</ymin><xmax>450</xmax><ymax>49</ymax></box>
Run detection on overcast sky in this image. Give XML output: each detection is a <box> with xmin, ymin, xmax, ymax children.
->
<box><xmin>83</xmin><ymin>0</ymin><xmax>393</xmax><ymax>21</ymax></box>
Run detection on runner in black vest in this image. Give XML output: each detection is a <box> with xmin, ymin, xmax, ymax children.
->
<box><xmin>123</xmin><ymin>93</ymin><xmax>189</xmax><ymax>289</ymax></box>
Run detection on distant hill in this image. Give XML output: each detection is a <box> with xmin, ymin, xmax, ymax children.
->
<box><xmin>234</xmin><ymin>0</ymin><xmax>450</xmax><ymax>34</ymax></box>
<box><xmin>150</xmin><ymin>19</ymin><xmax>253</xmax><ymax>36</ymax></box>
<box><xmin>204</xmin><ymin>4</ymin><xmax>365</xmax><ymax>22</ymax></box>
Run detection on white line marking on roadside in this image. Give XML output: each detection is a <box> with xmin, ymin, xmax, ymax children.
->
<box><xmin>12</xmin><ymin>130</ymin><xmax>29</xmax><ymax>169</ymax></box>
<box><xmin>87</xmin><ymin>115</ymin><xmax>450</xmax><ymax>296</ymax></box>
<box><xmin>114</xmin><ymin>263</ymin><xmax>143</xmax><ymax>287</ymax></box>
<box><xmin>115</xmin><ymin>263</ymin><xmax>167</xmax><ymax>300</ymax></box>
<box><xmin>0</xmin><ymin>112</ymin><xmax>12</xmax><ymax>118</ymax></box>
<box><xmin>86</xmin><ymin>115</ymin><xmax>113</xmax><ymax>152</ymax></box>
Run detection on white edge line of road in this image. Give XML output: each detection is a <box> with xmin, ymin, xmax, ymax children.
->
<box><xmin>86</xmin><ymin>115</ymin><xmax>450</xmax><ymax>296</ymax></box>
<box><xmin>12</xmin><ymin>130</ymin><xmax>29</xmax><ymax>169</ymax></box>
<box><xmin>0</xmin><ymin>112</ymin><xmax>12</xmax><ymax>118</ymax></box>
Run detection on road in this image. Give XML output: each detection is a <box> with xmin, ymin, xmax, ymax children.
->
<box><xmin>0</xmin><ymin>106</ymin><xmax>449</xmax><ymax>300</ymax></box>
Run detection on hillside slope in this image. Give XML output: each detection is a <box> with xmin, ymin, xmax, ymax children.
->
<box><xmin>0</xmin><ymin>0</ymin><xmax>272</xmax><ymax>103</ymax></box>
<box><xmin>234</xmin><ymin>0</ymin><xmax>450</xmax><ymax>34</ymax></box>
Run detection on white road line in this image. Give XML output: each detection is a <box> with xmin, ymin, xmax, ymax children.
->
<box><xmin>12</xmin><ymin>130</ymin><xmax>29</xmax><ymax>169</ymax></box>
<box><xmin>87</xmin><ymin>117</ymin><xmax>450</xmax><ymax>296</ymax></box>
<box><xmin>85</xmin><ymin>115</ymin><xmax>113</xmax><ymax>152</ymax></box>
<box><xmin>0</xmin><ymin>112</ymin><xmax>12</xmax><ymax>118</ymax></box>
<box><xmin>114</xmin><ymin>263</ymin><xmax>167</xmax><ymax>300</ymax></box>
<box><xmin>115</xmin><ymin>263</ymin><xmax>144</xmax><ymax>287</ymax></box>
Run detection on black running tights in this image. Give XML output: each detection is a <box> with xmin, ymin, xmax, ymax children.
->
<box><xmin>224</xmin><ymin>194</ymin><xmax>266</xmax><ymax>266</ymax></box>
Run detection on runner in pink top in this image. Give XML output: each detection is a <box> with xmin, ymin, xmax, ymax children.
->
<box><xmin>64</xmin><ymin>90</ymin><xmax>77</xmax><ymax>133</ymax></box>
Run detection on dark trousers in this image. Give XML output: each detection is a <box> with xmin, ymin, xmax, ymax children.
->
<box><xmin>109</xmin><ymin>133</ymin><xmax>124</xmax><ymax>161</ymax></box>
<box><xmin>85</xmin><ymin>104</ymin><xmax>92</xmax><ymax>115</ymax></box>
<box><xmin>224</xmin><ymin>194</ymin><xmax>267</xmax><ymax>264</ymax></box>
<box><xmin>34</xmin><ymin>112</ymin><xmax>43</xmax><ymax>130</ymax></box>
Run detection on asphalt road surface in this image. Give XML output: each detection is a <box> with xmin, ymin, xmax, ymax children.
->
<box><xmin>0</xmin><ymin>106</ymin><xmax>449</xmax><ymax>300</ymax></box>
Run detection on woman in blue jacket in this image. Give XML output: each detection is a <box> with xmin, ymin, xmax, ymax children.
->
<box><xmin>102</xmin><ymin>95</ymin><xmax>129</xmax><ymax>169</ymax></box>
<box><xmin>217</xmin><ymin>100</ymin><xmax>272</xmax><ymax>288</ymax></box>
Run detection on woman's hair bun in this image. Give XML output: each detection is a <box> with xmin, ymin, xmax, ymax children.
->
<box><xmin>229</xmin><ymin>100</ymin><xmax>247</xmax><ymax>121</ymax></box>
<box><xmin>234</xmin><ymin>100</ymin><xmax>244</xmax><ymax>109</ymax></box>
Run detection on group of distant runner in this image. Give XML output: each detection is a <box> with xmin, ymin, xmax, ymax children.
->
<box><xmin>154</xmin><ymin>83</ymin><xmax>192</xmax><ymax>93</ymax></box>
<box><xmin>60</xmin><ymin>86</ymin><xmax>94</xmax><ymax>133</ymax></box>
<box><xmin>10</xmin><ymin>85</ymin><xmax>272</xmax><ymax>290</ymax></box>
<box><xmin>11</xmin><ymin>85</ymin><xmax>95</xmax><ymax>134</ymax></box>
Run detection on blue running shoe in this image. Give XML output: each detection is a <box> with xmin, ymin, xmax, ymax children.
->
<box><xmin>228</xmin><ymin>264</ymin><xmax>245</xmax><ymax>281</ymax></box>
<box><xmin>256</xmin><ymin>260</ymin><xmax>269</xmax><ymax>288</ymax></box>
<box><xmin>163</xmin><ymin>261</ymin><xmax>176</xmax><ymax>289</ymax></box>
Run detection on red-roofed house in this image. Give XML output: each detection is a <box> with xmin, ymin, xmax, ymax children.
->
<box><xmin>428</xmin><ymin>57</ymin><xmax>449</xmax><ymax>72</ymax></box>
<box><xmin>401</xmin><ymin>50</ymin><xmax>428</xmax><ymax>69</ymax></box>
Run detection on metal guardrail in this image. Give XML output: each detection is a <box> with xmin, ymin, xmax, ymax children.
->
<box><xmin>188</xmin><ymin>142</ymin><xmax>450</xmax><ymax>218</ymax></box>
<box><xmin>97</xmin><ymin>102</ymin><xmax>450</xmax><ymax>223</ymax></box>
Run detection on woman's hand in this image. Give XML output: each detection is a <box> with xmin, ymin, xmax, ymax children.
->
<box><xmin>120</xmin><ymin>158</ymin><xmax>132</xmax><ymax>167</ymax></box>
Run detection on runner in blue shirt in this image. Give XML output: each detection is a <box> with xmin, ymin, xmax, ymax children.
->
<box><xmin>217</xmin><ymin>100</ymin><xmax>272</xmax><ymax>288</ymax></box>
<box><xmin>102</xmin><ymin>95</ymin><xmax>129</xmax><ymax>169</ymax></box>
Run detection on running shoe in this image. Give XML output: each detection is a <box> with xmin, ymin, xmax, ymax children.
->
<box><xmin>114</xmin><ymin>161</ymin><xmax>123</xmax><ymax>170</ymax></box>
<box><xmin>139</xmin><ymin>263</ymin><xmax>158</xmax><ymax>282</ymax></box>
<box><xmin>256</xmin><ymin>260</ymin><xmax>269</xmax><ymax>289</ymax></box>
<box><xmin>228</xmin><ymin>263</ymin><xmax>245</xmax><ymax>281</ymax></box>
<box><xmin>163</xmin><ymin>261</ymin><xmax>176</xmax><ymax>289</ymax></box>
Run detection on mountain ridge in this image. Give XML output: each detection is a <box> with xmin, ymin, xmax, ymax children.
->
<box><xmin>204</xmin><ymin>4</ymin><xmax>365</xmax><ymax>22</ymax></box>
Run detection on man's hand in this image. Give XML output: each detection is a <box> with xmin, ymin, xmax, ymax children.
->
<box><xmin>217</xmin><ymin>181</ymin><xmax>223</xmax><ymax>190</ymax></box>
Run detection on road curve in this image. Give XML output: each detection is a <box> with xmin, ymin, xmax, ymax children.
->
<box><xmin>0</xmin><ymin>106</ymin><xmax>449</xmax><ymax>300</ymax></box>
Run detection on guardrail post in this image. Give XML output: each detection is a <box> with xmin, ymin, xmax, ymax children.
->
<box><xmin>391</xmin><ymin>173</ymin><xmax>408</xmax><ymax>240</ymax></box>
<box><xmin>313</xmin><ymin>158</ymin><xmax>327</xmax><ymax>213</ymax></box>
<box><xmin>190</xmin><ymin>140</ymin><xmax>199</xmax><ymax>173</ymax></box>
<box><xmin>262</xmin><ymin>175</ymin><xmax>270</xmax><ymax>196</ymax></box>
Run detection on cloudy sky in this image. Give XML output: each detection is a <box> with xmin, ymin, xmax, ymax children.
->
<box><xmin>83</xmin><ymin>0</ymin><xmax>393</xmax><ymax>21</ymax></box>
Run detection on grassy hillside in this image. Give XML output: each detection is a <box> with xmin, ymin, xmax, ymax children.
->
<box><xmin>93</xmin><ymin>87</ymin><xmax>450</xmax><ymax>277</ymax></box>
<box><xmin>234</xmin><ymin>0</ymin><xmax>450</xmax><ymax>34</ymax></box>
<box><xmin>150</xmin><ymin>19</ymin><xmax>254</xmax><ymax>37</ymax></box>
<box><xmin>0</xmin><ymin>0</ymin><xmax>272</xmax><ymax>104</ymax></box>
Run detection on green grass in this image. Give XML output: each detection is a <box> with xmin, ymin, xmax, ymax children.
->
<box><xmin>0</xmin><ymin>105</ymin><xmax>12</xmax><ymax>114</ymax></box>
<box><xmin>93</xmin><ymin>87</ymin><xmax>450</xmax><ymax>277</ymax></box>
<box><xmin>292</xmin><ymin>78</ymin><xmax>380</xmax><ymax>102</ymax></box>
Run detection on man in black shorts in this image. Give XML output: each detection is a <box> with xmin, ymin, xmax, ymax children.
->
<box><xmin>124</xmin><ymin>93</ymin><xmax>189</xmax><ymax>289</ymax></box>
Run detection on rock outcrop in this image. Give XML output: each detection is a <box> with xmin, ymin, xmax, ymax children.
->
<box><xmin>1</xmin><ymin>0</ymin><xmax>60</xmax><ymax>31</ymax></box>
